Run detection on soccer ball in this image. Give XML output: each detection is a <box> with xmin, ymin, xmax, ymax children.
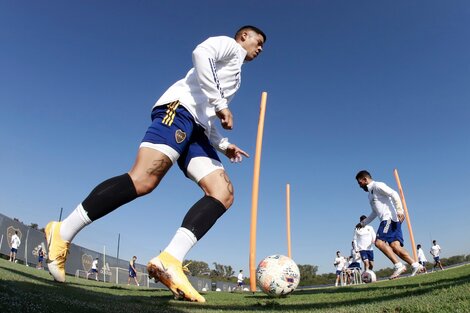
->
<box><xmin>256</xmin><ymin>254</ymin><xmax>300</xmax><ymax>297</ymax></box>
<box><xmin>361</xmin><ymin>270</ymin><xmax>377</xmax><ymax>283</ymax></box>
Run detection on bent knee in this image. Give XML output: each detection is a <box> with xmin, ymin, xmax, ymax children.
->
<box><xmin>213</xmin><ymin>192</ymin><xmax>234</xmax><ymax>209</ymax></box>
<box><xmin>206</xmin><ymin>189</ymin><xmax>234</xmax><ymax>209</ymax></box>
<box><xmin>129</xmin><ymin>175</ymin><xmax>158</xmax><ymax>196</ymax></box>
<box><xmin>375</xmin><ymin>240</ymin><xmax>385</xmax><ymax>249</ymax></box>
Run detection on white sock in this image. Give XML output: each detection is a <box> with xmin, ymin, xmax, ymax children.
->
<box><xmin>60</xmin><ymin>204</ymin><xmax>92</xmax><ymax>242</ymax></box>
<box><xmin>411</xmin><ymin>262</ymin><xmax>420</xmax><ymax>268</ymax></box>
<box><xmin>394</xmin><ymin>262</ymin><xmax>403</xmax><ymax>268</ymax></box>
<box><xmin>163</xmin><ymin>227</ymin><xmax>197</xmax><ymax>262</ymax></box>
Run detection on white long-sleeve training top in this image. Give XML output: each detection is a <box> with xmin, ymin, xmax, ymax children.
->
<box><xmin>154</xmin><ymin>36</ymin><xmax>247</xmax><ymax>152</ymax></box>
<box><xmin>11</xmin><ymin>234</ymin><xmax>21</xmax><ymax>249</ymax></box>
<box><xmin>418</xmin><ymin>248</ymin><xmax>428</xmax><ymax>262</ymax></box>
<box><xmin>362</xmin><ymin>181</ymin><xmax>404</xmax><ymax>225</ymax></box>
<box><xmin>353</xmin><ymin>225</ymin><xmax>376</xmax><ymax>251</ymax></box>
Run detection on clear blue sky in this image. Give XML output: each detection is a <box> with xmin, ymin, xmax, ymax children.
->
<box><xmin>1</xmin><ymin>1</ymin><xmax>469</xmax><ymax>275</ymax></box>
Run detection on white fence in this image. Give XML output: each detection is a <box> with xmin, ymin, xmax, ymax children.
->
<box><xmin>75</xmin><ymin>267</ymin><xmax>150</xmax><ymax>287</ymax></box>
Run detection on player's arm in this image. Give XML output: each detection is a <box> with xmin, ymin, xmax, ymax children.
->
<box><xmin>192</xmin><ymin>36</ymin><xmax>239</xmax><ymax>113</ymax></box>
<box><xmin>376</xmin><ymin>182</ymin><xmax>405</xmax><ymax>221</ymax></box>
<box><xmin>360</xmin><ymin>211</ymin><xmax>377</xmax><ymax>227</ymax></box>
<box><xmin>224</xmin><ymin>144</ymin><xmax>249</xmax><ymax>163</ymax></box>
<box><xmin>208</xmin><ymin>120</ymin><xmax>249</xmax><ymax>162</ymax></box>
<box><xmin>352</xmin><ymin>231</ymin><xmax>359</xmax><ymax>252</ymax></box>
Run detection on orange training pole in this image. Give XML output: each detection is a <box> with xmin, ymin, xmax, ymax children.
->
<box><xmin>286</xmin><ymin>183</ymin><xmax>292</xmax><ymax>258</ymax></box>
<box><xmin>393</xmin><ymin>169</ymin><xmax>418</xmax><ymax>262</ymax></box>
<box><xmin>249</xmin><ymin>92</ymin><xmax>267</xmax><ymax>292</ymax></box>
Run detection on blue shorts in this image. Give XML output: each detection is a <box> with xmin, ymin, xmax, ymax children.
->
<box><xmin>348</xmin><ymin>262</ymin><xmax>361</xmax><ymax>269</ymax></box>
<box><xmin>90</xmin><ymin>268</ymin><xmax>98</xmax><ymax>273</ymax></box>
<box><xmin>237</xmin><ymin>281</ymin><xmax>243</xmax><ymax>287</ymax></box>
<box><xmin>434</xmin><ymin>256</ymin><xmax>440</xmax><ymax>262</ymax></box>
<box><xmin>38</xmin><ymin>256</ymin><xmax>44</xmax><ymax>262</ymax></box>
<box><xmin>376</xmin><ymin>220</ymin><xmax>404</xmax><ymax>246</ymax></box>
<box><xmin>11</xmin><ymin>248</ymin><xmax>17</xmax><ymax>253</ymax></box>
<box><xmin>129</xmin><ymin>269</ymin><xmax>136</xmax><ymax>278</ymax></box>
<box><xmin>336</xmin><ymin>270</ymin><xmax>343</xmax><ymax>276</ymax></box>
<box><xmin>142</xmin><ymin>102</ymin><xmax>221</xmax><ymax>178</ymax></box>
<box><xmin>360</xmin><ymin>250</ymin><xmax>374</xmax><ymax>262</ymax></box>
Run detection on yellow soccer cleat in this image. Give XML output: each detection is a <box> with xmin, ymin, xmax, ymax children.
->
<box><xmin>45</xmin><ymin>221</ymin><xmax>70</xmax><ymax>283</ymax></box>
<box><xmin>147</xmin><ymin>251</ymin><xmax>206</xmax><ymax>303</ymax></box>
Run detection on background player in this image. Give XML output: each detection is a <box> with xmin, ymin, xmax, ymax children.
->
<box><xmin>87</xmin><ymin>258</ymin><xmax>99</xmax><ymax>281</ymax></box>
<box><xmin>334</xmin><ymin>251</ymin><xmax>347</xmax><ymax>287</ymax></box>
<box><xmin>430</xmin><ymin>240</ymin><xmax>444</xmax><ymax>271</ymax></box>
<box><xmin>9</xmin><ymin>231</ymin><xmax>21</xmax><ymax>262</ymax></box>
<box><xmin>417</xmin><ymin>244</ymin><xmax>428</xmax><ymax>273</ymax></box>
<box><xmin>354</xmin><ymin>215</ymin><xmax>376</xmax><ymax>271</ymax></box>
<box><xmin>128</xmin><ymin>256</ymin><xmax>140</xmax><ymax>286</ymax></box>
<box><xmin>355</xmin><ymin>170</ymin><xmax>423</xmax><ymax>279</ymax></box>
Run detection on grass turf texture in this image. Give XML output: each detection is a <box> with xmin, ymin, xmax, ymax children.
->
<box><xmin>0</xmin><ymin>259</ymin><xmax>469</xmax><ymax>313</ymax></box>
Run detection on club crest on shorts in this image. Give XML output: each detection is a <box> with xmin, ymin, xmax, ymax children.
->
<box><xmin>175</xmin><ymin>129</ymin><xmax>186</xmax><ymax>144</ymax></box>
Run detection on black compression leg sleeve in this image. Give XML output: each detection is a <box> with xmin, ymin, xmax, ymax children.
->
<box><xmin>82</xmin><ymin>173</ymin><xmax>138</xmax><ymax>221</ymax></box>
<box><xmin>181</xmin><ymin>195</ymin><xmax>227</xmax><ymax>240</ymax></box>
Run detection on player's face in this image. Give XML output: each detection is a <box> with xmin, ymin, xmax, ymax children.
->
<box><xmin>357</xmin><ymin>178</ymin><xmax>369</xmax><ymax>192</ymax></box>
<box><xmin>239</xmin><ymin>30</ymin><xmax>264</xmax><ymax>61</ymax></box>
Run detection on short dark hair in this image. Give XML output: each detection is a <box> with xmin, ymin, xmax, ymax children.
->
<box><xmin>360</xmin><ymin>215</ymin><xmax>367</xmax><ymax>222</ymax></box>
<box><xmin>356</xmin><ymin>170</ymin><xmax>372</xmax><ymax>180</ymax></box>
<box><xmin>235</xmin><ymin>25</ymin><xmax>267</xmax><ymax>42</ymax></box>
<box><xmin>417</xmin><ymin>244</ymin><xmax>421</xmax><ymax>249</ymax></box>
<box><xmin>336</xmin><ymin>250</ymin><xmax>340</xmax><ymax>254</ymax></box>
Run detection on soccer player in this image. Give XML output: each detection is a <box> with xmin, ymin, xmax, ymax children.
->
<box><xmin>45</xmin><ymin>25</ymin><xmax>266</xmax><ymax>303</ymax></box>
<box><xmin>9</xmin><ymin>231</ymin><xmax>21</xmax><ymax>262</ymax></box>
<box><xmin>346</xmin><ymin>246</ymin><xmax>362</xmax><ymax>285</ymax></box>
<box><xmin>417</xmin><ymin>244</ymin><xmax>428</xmax><ymax>273</ymax></box>
<box><xmin>37</xmin><ymin>246</ymin><xmax>45</xmax><ymax>269</ymax></box>
<box><xmin>353</xmin><ymin>215</ymin><xmax>376</xmax><ymax>271</ymax></box>
<box><xmin>355</xmin><ymin>170</ymin><xmax>423</xmax><ymax>279</ymax></box>
<box><xmin>334</xmin><ymin>251</ymin><xmax>347</xmax><ymax>287</ymax></box>
<box><xmin>430</xmin><ymin>240</ymin><xmax>444</xmax><ymax>271</ymax></box>
<box><xmin>87</xmin><ymin>258</ymin><xmax>99</xmax><ymax>281</ymax></box>
<box><xmin>128</xmin><ymin>256</ymin><xmax>140</xmax><ymax>286</ymax></box>
<box><xmin>348</xmin><ymin>241</ymin><xmax>362</xmax><ymax>270</ymax></box>
<box><xmin>236</xmin><ymin>270</ymin><xmax>244</xmax><ymax>291</ymax></box>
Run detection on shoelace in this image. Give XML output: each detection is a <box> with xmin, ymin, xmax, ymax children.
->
<box><xmin>182</xmin><ymin>261</ymin><xmax>192</xmax><ymax>274</ymax></box>
<box><xmin>55</xmin><ymin>243</ymin><xmax>70</xmax><ymax>265</ymax></box>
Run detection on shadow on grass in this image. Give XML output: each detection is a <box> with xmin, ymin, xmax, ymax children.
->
<box><xmin>1</xmin><ymin>260</ymin><xmax>469</xmax><ymax>312</ymax></box>
<box><xmin>215</xmin><ymin>271</ymin><xmax>470</xmax><ymax>311</ymax></box>
<box><xmin>0</xmin><ymin>261</ymin><xmax>190</xmax><ymax>313</ymax></box>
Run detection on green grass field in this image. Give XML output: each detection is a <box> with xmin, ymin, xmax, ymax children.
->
<box><xmin>1</xmin><ymin>259</ymin><xmax>469</xmax><ymax>313</ymax></box>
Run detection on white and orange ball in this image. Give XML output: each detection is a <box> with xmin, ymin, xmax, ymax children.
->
<box><xmin>361</xmin><ymin>270</ymin><xmax>377</xmax><ymax>283</ymax></box>
<box><xmin>256</xmin><ymin>255</ymin><xmax>300</xmax><ymax>297</ymax></box>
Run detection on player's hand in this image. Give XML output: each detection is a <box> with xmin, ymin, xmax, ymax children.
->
<box><xmin>355</xmin><ymin>222</ymin><xmax>364</xmax><ymax>229</ymax></box>
<box><xmin>225</xmin><ymin>144</ymin><xmax>249</xmax><ymax>163</ymax></box>
<box><xmin>397</xmin><ymin>212</ymin><xmax>405</xmax><ymax>222</ymax></box>
<box><xmin>216</xmin><ymin>108</ymin><xmax>233</xmax><ymax>130</ymax></box>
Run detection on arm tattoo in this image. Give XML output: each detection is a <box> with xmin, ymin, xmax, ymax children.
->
<box><xmin>146</xmin><ymin>158</ymin><xmax>171</xmax><ymax>177</ymax></box>
<box><xmin>221</xmin><ymin>172</ymin><xmax>234</xmax><ymax>195</ymax></box>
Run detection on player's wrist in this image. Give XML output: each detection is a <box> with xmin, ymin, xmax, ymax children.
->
<box><xmin>213</xmin><ymin>99</ymin><xmax>228</xmax><ymax>112</ymax></box>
